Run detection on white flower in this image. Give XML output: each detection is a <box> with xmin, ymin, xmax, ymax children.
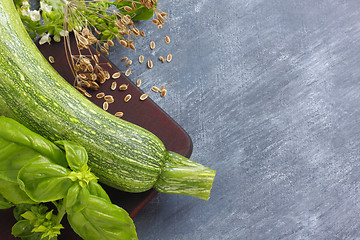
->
<box><xmin>40</xmin><ymin>1</ymin><xmax>52</xmax><ymax>13</ymax></box>
<box><xmin>29</xmin><ymin>10</ymin><xmax>40</xmax><ymax>21</ymax></box>
<box><xmin>20</xmin><ymin>8</ymin><xmax>29</xmax><ymax>17</ymax></box>
<box><xmin>59</xmin><ymin>30</ymin><xmax>69</xmax><ymax>37</ymax></box>
<box><xmin>21</xmin><ymin>0</ymin><xmax>30</xmax><ymax>8</ymax></box>
<box><xmin>39</xmin><ymin>33</ymin><xmax>51</xmax><ymax>45</ymax></box>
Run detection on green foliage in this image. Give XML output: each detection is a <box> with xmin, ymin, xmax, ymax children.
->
<box><xmin>0</xmin><ymin>116</ymin><xmax>137</xmax><ymax>240</ymax></box>
<box><xmin>14</xmin><ymin>0</ymin><xmax>157</xmax><ymax>43</ymax></box>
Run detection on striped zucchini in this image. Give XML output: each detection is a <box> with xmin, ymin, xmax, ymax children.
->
<box><xmin>0</xmin><ymin>0</ymin><xmax>215</xmax><ymax>200</ymax></box>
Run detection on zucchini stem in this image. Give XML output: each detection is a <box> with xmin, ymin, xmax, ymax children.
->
<box><xmin>154</xmin><ymin>151</ymin><xmax>216</xmax><ymax>201</ymax></box>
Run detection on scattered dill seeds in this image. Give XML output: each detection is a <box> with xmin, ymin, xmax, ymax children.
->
<box><xmin>103</xmin><ymin>101</ymin><xmax>109</xmax><ymax>111</ymax></box>
<box><xmin>119</xmin><ymin>84</ymin><xmax>128</xmax><ymax>91</ymax></box>
<box><xmin>96</xmin><ymin>92</ymin><xmax>105</xmax><ymax>98</ymax></box>
<box><xmin>161</xmin><ymin>89</ymin><xmax>167</xmax><ymax>97</ymax></box>
<box><xmin>121</xmin><ymin>57</ymin><xmax>128</xmax><ymax>62</ymax></box>
<box><xmin>125</xmin><ymin>68</ymin><xmax>132</xmax><ymax>76</ymax></box>
<box><xmin>166</xmin><ymin>54</ymin><xmax>172</xmax><ymax>62</ymax></box>
<box><xmin>107</xmin><ymin>39</ymin><xmax>114</xmax><ymax>47</ymax></box>
<box><xmin>150</xmin><ymin>41</ymin><xmax>156</xmax><ymax>50</ymax></box>
<box><xmin>140</xmin><ymin>93</ymin><xmax>148</xmax><ymax>101</ymax></box>
<box><xmin>165</xmin><ymin>36</ymin><xmax>170</xmax><ymax>44</ymax></box>
<box><xmin>151</xmin><ymin>86</ymin><xmax>160</xmax><ymax>92</ymax></box>
<box><xmin>124</xmin><ymin>94</ymin><xmax>132</xmax><ymax>102</ymax></box>
<box><xmin>48</xmin><ymin>56</ymin><xmax>55</xmax><ymax>63</ymax></box>
<box><xmin>115</xmin><ymin>112</ymin><xmax>124</xmax><ymax>118</ymax></box>
<box><xmin>139</xmin><ymin>55</ymin><xmax>144</xmax><ymax>64</ymax></box>
<box><xmin>112</xmin><ymin>72</ymin><xmax>121</xmax><ymax>79</ymax></box>
<box><xmin>120</xmin><ymin>40</ymin><xmax>127</xmax><ymax>47</ymax></box>
<box><xmin>126</xmin><ymin>60</ymin><xmax>133</xmax><ymax>67</ymax></box>
<box><xmin>124</xmin><ymin>6</ymin><xmax>133</xmax><ymax>12</ymax></box>
<box><xmin>147</xmin><ymin>60</ymin><xmax>153</xmax><ymax>69</ymax></box>
<box><xmin>159</xmin><ymin>56</ymin><xmax>165</xmax><ymax>63</ymax></box>
<box><xmin>111</xmin><ymin>81</ymin><xmax>117</xmax><ymax>90</ymax></box>
<box><xmin>136</xmin><ymin>79</ymin><xmax>142</xmax><ymax>87</ymax></box>
<box><xmin>131</xmin><ymin>2</ymin><xmax>137</xmax><ymax>10</ymax></box>
<box><xmin>92</xmin><ymin>55</ymin><xmax>99</xmax><ymax>63</ymax></box>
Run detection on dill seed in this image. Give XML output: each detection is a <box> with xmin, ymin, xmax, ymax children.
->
<box><xmin>136</xmin><ymin>79</ymin><xmax>142</xmax><ymax>87</ymax></box>
<box><xmin>92</xmin><ymin>55</ymin><xmax>99</xmax><ymax>63</ymax></box>
<box><xmin>107</xmin><ymin>40</ymin><xmax>114</xmax><ymax>47</ymax></box>
<box><xmin>151</xmin><ymin>86</ymin><xmax>160</xmax><ymax>92</ymax></box>
<box><xmin>161</xmin><ymin>89</ymin><xmax>167</xmax><ymax>97</ymax></box>
<box><xmin>150</xmin><ymin>41</ymin><xmax>156</xmax><ymax>50</ymax></box>
<box><xmin>131</xmin><ymin>2</ymin><xmax>137</xmax><ymax>10</ymax></box>
<box><xmin>111</xmin><ymin>81</ymin><xmax>117</xmax><ymax>90</ymax></box>
<box><xmin>79</xmin><ymin>73</ymin><xmax>87</xmax><ymax>80</ymax></box>
<box><xmin>124</xmin><ymin>6</ymin><xmax>133</xmax><ymax>12</ymax></box>
<box><xmin>126</xmin><ymin>60</ymin><xmax>133</xmax><ymax>67</ymax></box>
<box><xmin>115</xmin><ymin>112</ymin><xmax>124</xmax><ymax>118</ymax></box>
<box><xmin>48</xmin><ymin>56</ymin><xmax>55</xmax><ymax>63</ymax></box>
<box><xmin>90</xmin><ymin>73</ymin><xmax>97</xmax><ymax>81</ymax></box>
<box><xmin>139</xmin><ymin>55</ymin><xmax>144</xmax><ymax>64</ymax></box>
<box><xmin>87</xmin><ymin>64</ymin><xmax>94</xmax><ymax>72</ymax></box>
<box><xmin>152</xmin><ymin>19</ymin><xmax>159</xmax><ymax>24</ymax></box>
<box><xmin>121</xmin><ymin>57</ymin><xmax>128</xmax><ymax>62</ymax></box>
<box><xmin>96</xmin><ymin>92</ymin><xmax>105</xmax><ymax>98</ymax></box>
<box><xmin>166</xmin><ymin>54</ymin><xmax>172</xmax><ymax>62</ymax></box>
<box><xmin>147</xmin><ymin>60</ymin><xmax>153</xmax><ymax>69</ymax></box>
<box><xmin>159</xmin><ymin>56</ymin><xmax>165</xmax><ymax>63</ymax></box>
<box><xmin>125</xmin><ymin>68</ymin><xmax>132</xmax><ymax>76</ymax></box>
<box><xmin>120</xmin><ymin>40</ymin><xmax>128</xmax><ymax>47</ymax></box>
<box><xmin>140</xmin><ymin>93</ymin><xmax>148</xmax><ymax>101</ymax></box>
<box><xmin>104</xmin><ymin>42</ymin><xmax>109</xmax><ymax>50</ymax></box>
<box><xmin>140</xmin><ymin>31</ymin><xmax>145</xmax><ymax>37</ymax></box>
<box><xmin>100</xmin><ymin>46</ymin><xmax>109</xmax><ymax>55</ymax></box>
<box><xmin>103</xmin><ymin>101</ymin><xmax>109</xmax><ymax>111</ymax></box>
<box><xmin>124</xmin><ymin>94</ymin><xmax>132</xmax><ymax>102</ymax></box>
<box><xmin>89</xmin><ymin>81</ymin><xmax>100</xmax><ymax>90</ymax></box>
<box><xmin>104</xmin><ymin>95</ymin><xmax>114</xmax><ymax>103</ymax></box>
<box><xmin>112</xmin><ymin>72</ymin><xmax>121</xmax><ymax>79</ymax></box>
<box><xmin>165</xmin><ymin>36</ymin><xmax>170</xmax><ymax>44</ymax></box>
<box><xmin>107</xmin><ymin>62</ymin><xmax>112</xmax><ymax>68</ymax></box>
<box><xmin>84</xmin><ymin>91</ymin><xmax>92</xmax><ymax>98</ymax></box>
<box><xmin>129</xmin><ymin>44</ymin><xmax>136</xmax><ymax>50</ymax></box>
<box><xmin>119</xmin><ymin>84</ymin><xmax>128</xmax><ymax>91</ymax></box>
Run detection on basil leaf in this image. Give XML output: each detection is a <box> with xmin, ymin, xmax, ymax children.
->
<box><xmin>67</xmin><ymin>195</ymin><xmax>138</xmax><ymax>240</ymax></box>
<box><xmin>17</xmin><ymin>160</ymin><xmax>72</xmax><ymax>202</ymax></box>
<box><xmin>12</xmin><ymin>219</ymin><xmax>35</xmax><ymax>238</ymax></box>
<box><xmin>131</xmin><ymin>7</ymin><xmax>155</xmax><ymax>21</ymax></box>
<box><xmin>56</xmin><ymin>141</ymin><xmax>88</xmax><ymax>172</ymax></box>
<box><xmin>0</xmin><ymin>179</ymin><xmax>35</xmax><ymax>204</ymax></box>
<box><xmin>0</xmin><ymin>137</ymin><xmax>50</xmax><ymax>183</ymax></box>
<box><xmin>66</xmin><ymin>183</ymin><xmax>90</xmax><ymax>213</ymax></box>
<box><xmin>0</xmin><ymin>117</ymin><xmax>67</xmax><ymax>168</ymax></box>
<box><xmin>88</xmin><ymin>181</ymin><xmax>110</xmax><ymax>202</ymax></box>
<box><xmin>0</xmin><ymin>193</ymin><xmax>13</xmax><ymax>209</ymax></box>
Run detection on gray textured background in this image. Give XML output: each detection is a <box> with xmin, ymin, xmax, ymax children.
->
<box><xmin>108</xmin><ymin>0</ymin><xmax>360</xmax><ymax>239</ymax></box>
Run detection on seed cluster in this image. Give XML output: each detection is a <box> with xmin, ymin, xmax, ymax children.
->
<box><xmin>151</xmin><ymin>85</ymin><xmax>168</xmax><ymax>98</ymax></box>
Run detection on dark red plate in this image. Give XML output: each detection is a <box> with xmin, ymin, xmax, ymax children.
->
<box><xmin>0</xmin><ymin>37</ymin><xmax>192</xmax><ymax>239</ymax></box>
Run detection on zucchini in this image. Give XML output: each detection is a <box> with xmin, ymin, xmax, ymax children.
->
<box><xmin>0</xmin><ymin>0</ymin><xmax>215</xmax><ymax>200</ymax></box>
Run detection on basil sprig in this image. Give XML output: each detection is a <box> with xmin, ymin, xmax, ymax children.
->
<box><xmin>0</xmin><ymin>116</ymin><xmax>137</xmax><ymax>240</ymax></box>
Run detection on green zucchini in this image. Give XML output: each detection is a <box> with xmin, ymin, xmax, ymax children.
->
<box><xmin>0</xmin><ymin>0</ymin><xmax>215</xmax><ymax>200</ymax></box>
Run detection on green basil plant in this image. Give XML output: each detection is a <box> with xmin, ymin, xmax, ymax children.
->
<box><xmin>0</xmin><ymin>116</ymin><xmax>137</xmax><ymax>240</ymax></box>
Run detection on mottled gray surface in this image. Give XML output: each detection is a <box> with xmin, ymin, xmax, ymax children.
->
<box><xmin>108</xmin><ymin>0</ymin><xmax>360</xmax><ymax>239</ymax></box>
